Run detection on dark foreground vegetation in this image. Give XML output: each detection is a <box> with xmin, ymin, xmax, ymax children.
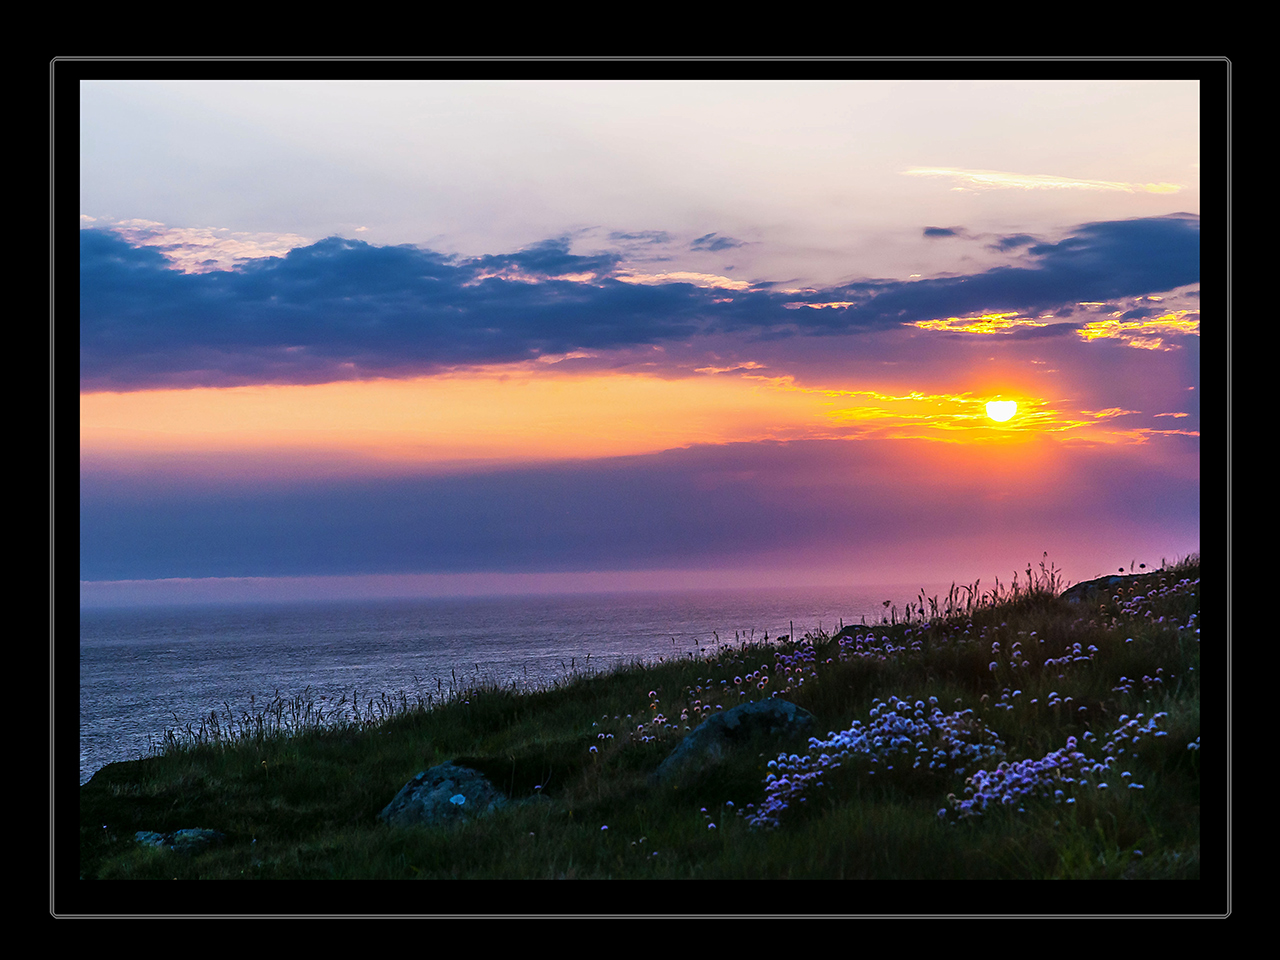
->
<box><xmin>79</xmin><ymin>556</ymin><xmax>1202</xmax><ymax>886</ymax></box>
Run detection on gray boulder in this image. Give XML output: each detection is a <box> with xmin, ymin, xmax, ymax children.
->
<box><xmin>379</xmin><ymin>761</ymin><xmax>509</xmax><ymax>828</ymax></box>
<box><xmin>651</xmin><ymin>699</ymin><xmax>817</xmax><ymax>785</ymax></box>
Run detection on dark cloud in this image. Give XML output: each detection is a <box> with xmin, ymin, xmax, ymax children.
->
<box><xmin>825</xmin><ymin>216</ymin><xmax>1200</xmax><ymax>326</ymax></box>
<box><xmin>1119</xmin><ymin>305</ymin><xmax>1164</xmax><ymax>321</ymax></box>
<box><xmin>690</xmin><ymin>232</ymin><xmax>747</xmax><ymax>252</ymax></box>
<box><xmin>923</xmin><ymin>226</ymin><xmax>963</xmax><ymax>238</ymax></box>
<box><xmin>79</xmin><ymin>230</ymin><xmax>711</xmax><ymax>390</ymax></box>
<box><xmin>79</xmin><ymin>214</ymin><xmax>1199</xmax><ymax>391</ymax></box>
<box><xmin>988</xmin><ymin>233</ymin><xmax>1039</xmax><ymax>252</ymax></box>
<box><xmin>471</xmin><ymin>236</ymin><xmax>623</xmax><ymax>277</ymax></box>
<box><xmin>608</xmin><ymin>230</ymin><xmax>673</xmax><ymax>244</ymax></box>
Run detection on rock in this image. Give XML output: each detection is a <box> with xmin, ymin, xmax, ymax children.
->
<box><xmin>650</xmin><ymin>699</ymin><xmax>818</xmax><ymax>785</ymax></box>
<box><xmin>1061</xmin><ymin>573</ymin><xmax>1150</xmax><ymax>604</ymax></box>
<box><xmin>378</xmin><ymin>761</ymin><xmax>509</xmax><ymax>828</ymax></box>
<box><xmin>133</xmin><ymin>828</ymin><xmax>226</xmax><ymax>855</ymax></box>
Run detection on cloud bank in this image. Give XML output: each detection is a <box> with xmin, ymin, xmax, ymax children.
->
<box><xmin>79</xmin><ymin>215</ymin><xmax>1199</xmax><ymax>391</ymax></box>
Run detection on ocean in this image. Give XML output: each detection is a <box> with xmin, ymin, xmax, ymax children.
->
<box><xmin>78</xmin><ymin>583</ymin><xmax>943</xmax><ymax>785</ymax></box>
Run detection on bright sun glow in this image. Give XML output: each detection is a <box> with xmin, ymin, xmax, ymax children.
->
<box><xmin>986</xmin><ymin>400</ymin><xmax>1018</xmax><ymax>422</ymax></box>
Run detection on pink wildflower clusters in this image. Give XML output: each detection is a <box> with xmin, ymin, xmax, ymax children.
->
<box><xmin>1112</xmin><ymin>667</ymin><xmax>1164</xmax><ymax>695</ymax></box>
<box><xmin>945</xmin><ymin>739</ymin><xmax>1092</xmax><ymax>819</ymax></box>
<box><xmin>1112</xmin><ymin>578</ymin><xmax>1200</xmax><ymax>638</ymax></box>
<box><xmin>744</xmin><ymin>695</ymin><xmax>1006</xmax><ymax>830</ymax></box>
<box><xmin>1100</xmin><ymin>711</ymin><xmax>1169</xmax><ymax>758</ymax></box>
<box><xmin>1041</xmin><ymin>641</ymin><xmax>1099</xmax><ymax>675</ymax></box>
<box><xmin>944</xmin><ymin>711</ymin><xmax>1171</xmax><ymax>820</ymax></box>
<box><xmin>835</xmin><ymin>629</ymin><xmax>921</xmax><ymax>662</ymax></box>
<box><xmin>632</xmin><ymin>689</ymin><xmax>676</xmax><ymax>743</ymax></box>
<box><xmin>631</xmin><ymin>678</ymin><xmax>739</xmax><ymax>743</ymax></box>
<box><xmin>771</xmin><ymin>641</ymin><xmax>815</xmax><ymax>694</ymax></box>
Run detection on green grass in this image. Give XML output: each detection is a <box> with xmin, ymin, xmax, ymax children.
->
<box><xmin>79</xmin><ymin>554</ymin><xmax>1202</xmax><ymax>883</ymax></box>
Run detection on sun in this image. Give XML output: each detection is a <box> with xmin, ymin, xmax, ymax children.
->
<box><xmin>985</xmin><ymin>400</ymin><xmax>1018</xmax><ymax>422</ymax></box>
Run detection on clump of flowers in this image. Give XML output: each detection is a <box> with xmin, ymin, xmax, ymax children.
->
<box><xmin>945</xmin><ymin>738</ymin><xmax>1092</xmax><ymax>818</ymax></box>
<box><xmin>1042</xmin><ymin>641</ymin><xmax>1099</xmax><ymax>678</ymax></box>
<box><xmin>1109</xmin><ymin>576</ymin><xmax>1200</xmax><ymax>638</ymax></box>
<box><xmin>1114</xmin><ymin>577</ymin><xmax>1200</xmax><ymax>618</ymax></box>
<box><xmin>745</xmin><ymin>695</ymin><xmax>1006</xmax><ymax>829</ymax></box>
<box><xmin>944</xmin><ymin>711</ymin><xmax>1174</xmax><ymax>820</ymax></box>
<box><xmin>771</xmin><ymin>641</ymin><xmax>815</xmax><ymax>694</ymax></box>
<box><xmin>1112</xmin><ymin>668</ymin><xmax>1164</xmax><ymax>695</ymax></box>
<box><xmin>631</xmin><ymin>689</ymin><xmax>679</xmax><ymax>744</ymax></box>
<box><xmin>1100</xmin><ymin>711</ymin><xmax>1169</xmax><ymax>758</ymax></box>
<box><xmin>835</xmin><ymin>628</ymin><xmax>921</xmax><ymax>663</ymax></box>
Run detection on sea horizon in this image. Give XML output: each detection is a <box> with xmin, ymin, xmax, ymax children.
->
<box><xmin>79</xmin><ymin>581</ymin><xmax>953</xmax><ymax>785</ymax></box>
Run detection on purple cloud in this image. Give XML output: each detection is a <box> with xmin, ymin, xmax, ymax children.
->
<box><xmin>79</xmin><ymin>214</ymin><xmax>1199</xmax><ymax>391</ymax></box>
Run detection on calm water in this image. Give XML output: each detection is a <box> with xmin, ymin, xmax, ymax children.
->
<box><xmin>79</xmin><ymin>583</ymin><xmax>939</xmax><ymax>784</ymax></box>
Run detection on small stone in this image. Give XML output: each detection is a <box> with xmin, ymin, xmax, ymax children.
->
<box><xmin>133</xmin><ymin>828</ymin><xmax>226</xmax><ymax>855</ymax></box>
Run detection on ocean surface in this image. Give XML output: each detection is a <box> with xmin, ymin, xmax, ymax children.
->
<box><xmin>78</xmin><ymin>583</ymin><xmax>942</xmax><ymax>785</ymax></box>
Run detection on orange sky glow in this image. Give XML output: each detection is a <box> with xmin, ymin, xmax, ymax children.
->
<box><xmin>78</xmin><ymin>362</ymin><xmax>1144</xmax><ymax>481</ymax></box>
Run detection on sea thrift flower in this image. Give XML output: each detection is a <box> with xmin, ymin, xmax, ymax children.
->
<box><xmin>945</xmin><ymin>711</ymin><xmax>1173</xmax><ymax>820</ymax></box>
<box><xmin>747</xmin><ymin>695</ymin><xmax>1005</xmax><ymax>830</ymax></box>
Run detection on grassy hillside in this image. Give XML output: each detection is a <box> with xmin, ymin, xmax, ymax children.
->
<box><xmin>78</xmin><ymin>555</ymin><xmax>1203</xmax><ymax>886</ymax></box>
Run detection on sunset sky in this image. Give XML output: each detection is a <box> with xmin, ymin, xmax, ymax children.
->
<box><xmin>75</xmin><ymin>69</ymin><xmax>1211</xmax><ymax>605</ymax></box>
